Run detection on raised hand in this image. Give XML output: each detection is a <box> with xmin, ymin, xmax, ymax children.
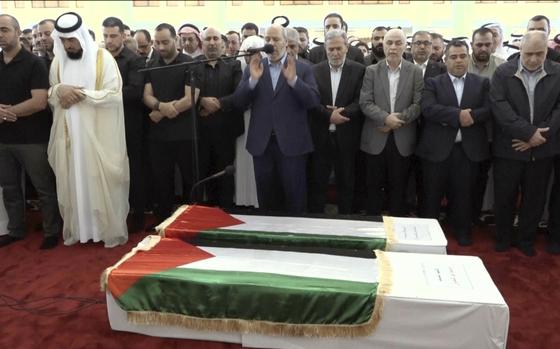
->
<box><xmin>249</xmin><ymin>53</ymin><xmax>264</xmax><ymax>81</ymax></box>
<box><xmin>281</xmin><ymin>52</ymin><xmax>297</xmax><ymax>83</ymax></box>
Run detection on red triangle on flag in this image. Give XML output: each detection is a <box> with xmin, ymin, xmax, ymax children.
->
<box><xmin>107</xmin><ymin>238</ymin><xmax>214</xmax><ymax>298</ymax></box>
<box><xmin>163</xmin><ymin>205</ymin><xmax>244</xmax><ymax>238</ymax></box>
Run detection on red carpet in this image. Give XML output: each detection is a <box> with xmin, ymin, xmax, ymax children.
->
<box><xmin>1</xmin><ymin>212</ymin><xmax>559</xmax><ymax>349</ymax></box>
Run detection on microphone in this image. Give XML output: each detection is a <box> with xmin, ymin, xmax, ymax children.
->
<box><xmin>246</xmin><ymin>44</ymin><xmax>275</xmax><ymax>55</ymax></box>
<box><xmin>190</xmin><ymin>165</ymin><xmax>236</xmax><ymax>203</ymax></box>
<box><xmin>206</xmin><ymin>165</ymin><xmax>235</xmax><ymax>181</ymax></box>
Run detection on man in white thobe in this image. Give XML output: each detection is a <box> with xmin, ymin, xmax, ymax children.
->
<box><xmin>48</xmin><ymin>12</ymin><xmax>129</xmax><ymax>247</ymax></box>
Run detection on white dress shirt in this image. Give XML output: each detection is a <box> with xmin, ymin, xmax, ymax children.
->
<box><xmin>387</xmin><ymin>60</ymin><xmax>402</xmax><ymax>113</ymax></box>
<box><xmin>450</xmin><ymin>72</ymin><xmax>466</xmax><ymax>142</ymax></box>
<box><xmin>329</xmin><ymin>60</ymin><xmax>344</xmax><ymax>131</ymax></box>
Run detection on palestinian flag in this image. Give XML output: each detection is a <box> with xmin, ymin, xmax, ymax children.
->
<box><xmin>156</xmin><ymin>205</ymin><xmax>392</xmax><ymax>257</ymax></box>
<box><xmin>101</xmin><ymin>236</ymin><xmax>392</xmax><ymax>337</ymax></box>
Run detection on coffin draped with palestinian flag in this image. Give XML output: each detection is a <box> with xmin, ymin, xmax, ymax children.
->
<box><xmin>154</xmin><ymin>205</ymin><xmax>447</xmax><ymax>255</ymax></box>
<box><xmin>101</xmin><ymin>235</ymin><xmax>392</xmax><ymax>337</ymax></box>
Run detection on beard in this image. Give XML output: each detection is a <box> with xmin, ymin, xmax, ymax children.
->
<box><xmin>373</xmin><ymin>44</ymin><xmax>384</xmax><ymax>57</ymax></box>
<box><xmin>66</xmin><ymin>49</ymin><xmax>83</xmax><ymax>60</ymax></box>
<box><xmin>474</xmin><ymin>52</ymin><xmax>490</xmax><ymax>63</ymax></box>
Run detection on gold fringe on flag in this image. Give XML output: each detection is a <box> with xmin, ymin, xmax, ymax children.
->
<box><xmin>371</xmin><ymin>249</ymin><xmax>393</xmax><ymax>335</ymax></box>
<box><xmin>123</xmin><ymin>252</ymin><xmax>393</xmax><ymax>338</ymax></box>
<box><xmin>156</xmin><ymin>204</ymin><xmax>190</xmax><ymax>237</ymax></box>
<box><xmin>127</xmin><ymin>306</ymin><xmax>378</xmax><ymax>338</ymax></box>
<box><xmin>99</xmin><ymin>235</ymin><xmax>161</xmax><ymax>292</ymax></box>
<box><xmin>382</xmin><ymin>216</ymin><xmax>396</xmax><ymax>251</ymax></box>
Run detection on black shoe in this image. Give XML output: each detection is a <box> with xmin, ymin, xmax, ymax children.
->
<box><xmin>0</xmin><ymin>235</ymin><xmax>23</xmax><ymax>248</ymax></box>
<box><xmin>518</xmin><ymin>245</ymin><xmax>536</xmax><ymax>257</ymax></box>
<box><xmin>494</xmin><ymin>241</ymin><xmax>510</xmax><ymax>252</ymax></box>
<box><xmin>457</xmin><ymin>235</ymin><xmax>473</xmax><ymax>247</ymax></box>
<box><xmin>455</xmin><ymin>230</ymin><xmax>472</xmax><ymax>247</ymax></box>
<box><xmin>40</xmin><ymin>236</ymin><xmax>58</xmax><ymax>250</ymax></box>
<box><xmin>472</xmin><ymin>218</ymin><xmax>487</xmax><ymax>228</ymax></box>
<box><xmin>146</xmin><ymin>223</ymin><xmax>158</xmax><ymax>232</ymax></box>
<box><xmin>546</xmin><ymin>242</ymin><xmax>560</xmax><ymax>255</ymax></box>
<box><xmin>129</xmin><ymin>214</ymin><xmax>146</xmax><ymax>234</ymax></box>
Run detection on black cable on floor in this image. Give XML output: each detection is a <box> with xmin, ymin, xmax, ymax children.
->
<box><xmin>0</xmin><ymin>294</ymin><xmax>105</xmax><ymax>316</ymax></box>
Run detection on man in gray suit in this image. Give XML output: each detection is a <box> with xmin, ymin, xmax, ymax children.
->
<box><xmin>359</xmin><ymin>28</ymin><xmax>424</xmax><ymax>216</ymax></box>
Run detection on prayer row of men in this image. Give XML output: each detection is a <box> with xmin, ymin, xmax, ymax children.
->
<box><xmin>1</xmin><ymin>12</ymin><xmax>559</xmax><ymax>258</ymax></box>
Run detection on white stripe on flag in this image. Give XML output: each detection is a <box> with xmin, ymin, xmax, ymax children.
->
<box><xmin>228</xmin><ymin>215</ymin><xmax>386</xmax><ymax>239</ymax></box>
<box><xmin>178</xmin><ymin>247</ymin><xmax>378</xmax><ymax>284</ymax></box>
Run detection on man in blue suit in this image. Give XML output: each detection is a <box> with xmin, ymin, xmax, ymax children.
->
<box><xmin>235</xmin><ymin>24</ymin><xmax>320</xmax><ymax>214</ymax></box>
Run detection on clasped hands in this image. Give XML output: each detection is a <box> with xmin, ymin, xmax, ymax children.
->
<box><xmin>378</xmin><ymin>113</ymin><xmax>404</xmax><ymax>133</ymax></box>
<box><xmin>57</xmin><ymin>84</ymin><xmax>85</xmax><ymax>109</ymax></box>
<box><xmin>512</xmin><ymin>127</ymin><xmax>549</xmax><ymax>152</ymax></box>
<box><xmin>0</xmin><ymin>104</ymin><xmax>17</xmax><ymax>123</ymax></box>
<box><xmin>327</xmin><ymin>105</ymin><xmax>349</xmax><ymax>125</ymax></box>
<box><xmin>199</xmin><ymin>97</ymin><xmax>221</xmax><ymax>117</ymax></box>
<box><xmin>149</xmin><ymin>101</ymin><xmax>180</xmax><ymax>123</ymax></box>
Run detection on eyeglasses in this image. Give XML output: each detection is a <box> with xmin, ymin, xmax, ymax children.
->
<box><xmin>413</xmin><ymin>40</ymin><xmax>432</xmax><ymax>46</ymax></box>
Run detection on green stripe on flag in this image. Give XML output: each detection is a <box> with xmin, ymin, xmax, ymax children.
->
<box><xmin>193</xmin><ymin>228</ymin><xmax>387</xmax><ymax>252</ymax></box>
<box><xmin>115</xmin><ymin>268</ymin><xmax>377</xmax><ymax>326</ymax></box>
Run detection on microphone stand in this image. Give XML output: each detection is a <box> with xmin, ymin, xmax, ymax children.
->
<box><xmin>139</xmin><ymin>52</ymin><xmax>255</xmax><ymax>204</ymax></box>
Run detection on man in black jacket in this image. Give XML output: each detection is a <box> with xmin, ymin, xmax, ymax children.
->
<box><xmin>507</xmin><ymin>15</ymin><xmax>560</xmax><ymax>64</ymax></box>
<box><xmin>103</xmin><ymin>17</ymin><xmax>147</xmax><ymax>232</ymax></box>
<box><xmin>491</xmin><ymin>31</ymin><xmax>560</xmax><ymax>256</ymax></box>
<box><xmin>407</xmin><ymin>30</ymin><xmax>447</xmax><ymax>214</ymax></box>
<box><xmin>309</xmin><ymin>29</ymin><xmax>365</xmax><ymax>214</ymax></box>
<box><xmin>308</xmin><ymin>13</ymin><xmax>364</xmax><ymax>65</ymax></box>
<box><xmin>193</xmin><ymin>27</ymin><xmax>243</xmax><ymax>208</ymax></box>
<box><xmin>416</xmin><ymin>40</ymin><xmax>491</xmax><ymax>246</ymax></box>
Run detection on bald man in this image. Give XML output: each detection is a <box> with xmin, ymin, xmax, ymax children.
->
<box><xmin>359</xmin><ymin>28</ymin><xmax>423</xmax><ymax>217</ymax></box>
<box><xmin>192</xmin><ymin>27</ymin><xmax>243</xmax><ymax>208</ymax></box>
<box><xmin>491</xmin><ymin>31</ymin><xmax>560</xmax><ymax>256</ymax></box>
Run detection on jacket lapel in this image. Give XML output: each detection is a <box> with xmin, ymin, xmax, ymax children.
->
<box><xmin>378</xmin><ymin>61</ymin><xmax>391</xmax><ymax>106</ymax></box>
<box><xmin>262</xmin><ymin>58</ymin><xmax>275</xmax><ymax>96</ymax></box>
<box><xmin>273</xmin><ymin>58</ymin><xmax>288</xmax><ymax>96</ymax></box>
<box><xmin>334</xmin><ymin>63</ymin><xmax>350</xmax><ymax>106</ymax></box>
<box><xmin>320</xmin><ymin>62</ymin><xmax>333</xmax><ymax>105</ymax></box>
<box><xmin>395</xmin><ymin>62</ymin><xmax>410</xmax><ymax>102</ymax></box>
<box><xmin>443</xmin><ymin>73</ymin><xmax>460</xmax><ymax>107</ymax></box>
<box><xmin>460</xmin><ymin>73</ymin><xmax>472</xmax><ymax>109</ymax></box>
